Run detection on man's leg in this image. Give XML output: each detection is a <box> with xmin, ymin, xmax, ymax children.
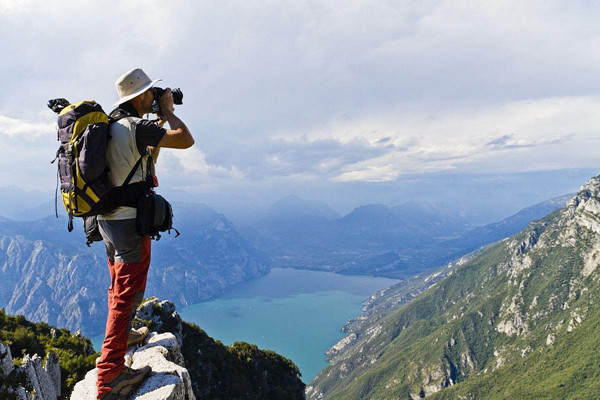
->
<box><xmin>96</xmin><ymin>220</ymin><xmax>151</xmax><ymax>399</ymax></box>
<box><xmin>127</xmin><ymin>260</ymin><xmax>150</xmax><ymax>332</ymax></box>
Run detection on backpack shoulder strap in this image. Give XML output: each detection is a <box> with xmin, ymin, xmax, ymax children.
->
<box><xmin>122</xmin><ymin>156</ymin><xmax>144</xmax><ymax>186</ymax></box>
<box><xmin>109</xmin><ymin>114</ymin><xmax>146</xmax><ymax>187</ymax></box>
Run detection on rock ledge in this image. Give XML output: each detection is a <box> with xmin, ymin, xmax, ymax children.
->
<box><xmin>70</xmin><ymin>332</ymin><xmax>195</xmax><ymax>400</ymax></box>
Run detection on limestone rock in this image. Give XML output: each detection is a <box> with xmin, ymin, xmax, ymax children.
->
<box><xmin>70</xmin><ymin>331</ymin><xmax>195</xmax><ymax>400</ymax></box>
<box><xmin>22</xmin><ymin>353</ymin><xmax>58</xmax><ymax>400</ymax></box>
<box><xmin>326</xmin><ymin>332</ymin><xmax>358</xmax><ymax>359</ymax></box>
<box><xmin>132</xmin><ymin>373</ymin><xmax>185</xmax><ymax>400</ymax></box>
<box><xmin>45</xmin><ymin>352</ymin><xmax>61</xmax><ymax>397</ymax></box>
<box><xmin>0</xmin><ymin>342</ymin><xmax>13</xmax><ymax>378</ymax></box>
<box><xmin>135</xmin><ymin>299</ymin><xmax>183</xmax><ymax>347</ymax></box>
<box><xmin>70</xmin><ymin>368</ymin><xmax>99</xmax><ymax>399</ymax></box>
<box><xmin>0</xmin><ymin>347</ymin><xmax>61</xmax><ymax>400</ymax></box>
<box><xmin>131</xmin><ymin>343</ymin><xmax>194</xmax><ymax>400</ymax></box>
<box><xmin>137</xmin><ymin>333</ymin><xmax>185</xmax><ymax>367</ymax></box>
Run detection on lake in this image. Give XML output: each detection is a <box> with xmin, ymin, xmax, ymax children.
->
<box><xmin>93</xmin><ymin>268</ymin><xmax>399</xmax><ymax>383</ymax></box>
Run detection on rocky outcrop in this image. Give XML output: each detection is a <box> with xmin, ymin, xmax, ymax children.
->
<box><xmin>135</xmin><ymin>299</ymin><xmax>183</xmax><ymax>347</ymax></box>
<box><xmin>72</xmin><ymin>298</ymin><xmax>195</xmax><ymax>399</ymax></box>
<box><xmin>325</xmin><ymin>332</ymin><xmax>357</xmax><ymax>360</ymax></box>
<box><xmin>71</xmin><ymin>332</ymin><xmax>195</xmax><ymax>400</ymax></box>
<box><xmin>72</xmin><ymin>298</ymin><xmax>305</xmax><ymax>400</ymax></box>
<box><xmin>0</xmin><ymin>342</ymin><xmax>61</xmax><ymax>400</ymax></box>
<box><xmin>0</xmin><ymin>343</ymin><xmax>12</xmax><ymax>378</ymax></box>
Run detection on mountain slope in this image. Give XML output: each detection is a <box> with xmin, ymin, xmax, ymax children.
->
<box><xmin>308</xmin><ymin>175</ymin><xmax>600</xmax><ymax>399</ymax></box>
<box><xmin>0</xmin><ymin>204</ymin><xmax>269</xmax><ymax>336</ymax></box>
<box><xmin>442</xmin><ymin>193</ymin><xmax>573</xmax><ymax>255</ymax></box>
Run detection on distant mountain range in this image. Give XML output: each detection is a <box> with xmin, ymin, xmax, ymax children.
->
<box><xmin>0</xmin><ymin>203</ymin><xmax>269</xmax><ymax>336</ymax></box>
<box><xmin>308</xmin><ymin>175</ymin><xmax>600</xmax><ymax>399</ymax></box>
<box><xmin>0</xmin><ymin>189</ymin><xmax>572</xmax><ymax>337</ymax></box>
<box><xmin>239</xmin><ymin>194</ymin><xmax>572</xmax><ymax>279</ymax></box>
<box><xmin>0</xmin><ymin>185</ymin><xmax>54</xmax><ymax>219</ymax></box>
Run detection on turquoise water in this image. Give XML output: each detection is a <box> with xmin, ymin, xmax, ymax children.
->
<box><xmin>180</xmin><ymin>268</ymin><xmax>398</xmax><ymax>382</ymax></box>
<box><xmin>92</xmin><ymin>268</ymin><xmax>399</xmax><ymax>383</ymax></box>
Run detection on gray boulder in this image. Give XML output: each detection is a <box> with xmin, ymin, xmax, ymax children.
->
<box><xmin>134</xmin><ymin>298</ymin><xmax>183</xmax><ymax>347</ymax></box>
<box><xmin>45</xmin><ymin>352</ymin><xmax>61</xmax><ymax>397</ymax></box>
<box><xmin>21</xmin><ymin>353</ymin><xmax>58</xmax><ymax>400</ymax></box>
<box><xmin>0</xmin><ymin>343</ymin><xmax>13</xmax><ymax>378</ymax></box>
<box><xmin>70</xmin><ymin>332</ymin><xmax>195</xmax><ymax>400</ymax></box>
<box><xmin>0</xmin><ymin>343</ymin><xmax>61</xmax><ymax>400</ymax></box>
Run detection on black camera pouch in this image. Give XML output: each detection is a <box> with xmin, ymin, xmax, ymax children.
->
<box><xmin>83</xmin><ymin>215</ymin><xmax>103</xmax><ymax>247</ymax></box>
<box><xmin>135</xmin><ymin>191</ymin><xmax>179</xmax><ymax>240</ymax></box>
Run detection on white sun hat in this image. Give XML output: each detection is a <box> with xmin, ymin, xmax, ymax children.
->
<box><xmin>113</xmin><ymin>68</ymin><xmax>162</xmax><ymax>107</ymax></box>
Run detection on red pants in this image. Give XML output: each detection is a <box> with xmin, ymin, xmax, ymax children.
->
<box><xmin>96</xmin><ymin>219</ymin><xmax>151</xmax><ymax>399</ymax></box>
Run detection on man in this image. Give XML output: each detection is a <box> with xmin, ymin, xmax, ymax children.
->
<box><xmin>95</xmin><ymin>68</ymin><xmax>194</xmax><ymax>399</ymax></box>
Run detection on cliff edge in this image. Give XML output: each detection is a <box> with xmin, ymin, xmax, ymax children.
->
<box><xmin>71</xmin><ymin>331</ymin><xmax>194</xmax><ymax>399</ymax></box>
<box><xmin>71</xmin><ymin>298</ymin><xmax>305</xmax><ymax>400</ymax></box>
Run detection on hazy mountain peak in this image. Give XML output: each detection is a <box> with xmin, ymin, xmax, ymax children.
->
<box><xmin>0</xmin><ymin>186</ymin><xmax>53</xmax><ymax>219</ymax></box>
<box><xmin>268</xmin><ymin>195</ymin><xmax>339</xmax><ymax>220</ymax></box>
<box><xmin>340</xmin><ymin>204</ymin><xmax>394</xmax><ymax>223</ymax></box>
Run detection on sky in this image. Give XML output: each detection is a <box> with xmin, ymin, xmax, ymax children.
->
<box><xmin>1</xmin><ymin>0</ymin><xmax>600</xmax><ymax>220</ymax></box>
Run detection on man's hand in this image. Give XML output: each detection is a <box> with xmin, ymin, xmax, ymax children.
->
<box><xmin>159</xmin><ymin>88</ymin><xmax>175</xmax><ymax>115</ymax></box>
<box><xmin>156</xmin><ymin>88</ymin><xmax>194</xmax><ymax>149</ymax></box>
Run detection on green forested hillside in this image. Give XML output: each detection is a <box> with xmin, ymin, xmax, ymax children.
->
<box><xmin>181</xmin><ymin>321</ymin><xmax>305</xmax><ymax>400</ymax></box>
<box><xmin>308</xmin><ymin>175</ymin><xmax>600</xmax><ymax>399</ymax></box>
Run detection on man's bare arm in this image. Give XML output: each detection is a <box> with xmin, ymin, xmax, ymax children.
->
<box><xmin>156</xmin><ymin>89</ymin><xmax>195</xmax><ymax>149</ymax></box>
<box><xmin>149</xmin><ymin>146</ymin><xmax>161</xmax><ymax>161</ymax></box>
<box><xmin>148</xmin><ymin>119</ymin><xmax>167</xmax><ymax>161</ymax></box>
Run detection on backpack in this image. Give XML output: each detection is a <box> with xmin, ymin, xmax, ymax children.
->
<box><xmin>48</xmin><ymin>99</ymin><xmax>147</xmax><ymax>240</ymax></box>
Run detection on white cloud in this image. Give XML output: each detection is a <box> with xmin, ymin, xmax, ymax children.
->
<box><xmin>331</xmin><ymin>165</ymin><xmax>401</xmax><ymax>183</ymax></box>
<box><xmin>0</xmin><ymin>115</ymin><xmax>55</xmax><ymax>140</ymax></box>
<box><xmin>2</xmin><ymin>0</ymin><xmax>600</xmax><ymax>194</ymax></box>
<box><xmin>160</xmin><ymin>147</ymin><xmax>244</xmax><ymax>179</ymax></box>
<box><xmin>0</xmin><ymin>0</ymin><xmax>31</xmax><ymax>15</ymax></box>
<box><xmin>285</xmin><ymin>95</ymin><xmax>599</xmax><ymax>181</ymax></box>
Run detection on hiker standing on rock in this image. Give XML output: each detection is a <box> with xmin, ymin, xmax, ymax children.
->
<box><xmin>95</xmin><ymin>68</ymin><xmax>194</xmax><ymax>399</ymax></box>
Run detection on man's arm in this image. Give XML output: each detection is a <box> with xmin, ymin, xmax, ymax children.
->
<box><xmin>149</xmin><ymin>146</ymin><xmax>161</xmax><ymax>161</ymax></box>
<box><xmin>148</xmin><ymin>119</ymin><xmax>167</xmax><ymax>161</ymax></box>
<box><xmin>156</xmin><ymin>89</ymin><xmax>195</xmax><ymax>149</ymax></box>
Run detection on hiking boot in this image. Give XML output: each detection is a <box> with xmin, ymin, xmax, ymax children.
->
<box><xmin>99</xmin><ymin>365</ymin><xmax>152</xmax><ymax>399</ymax></box>
<box><xmin>127</xmin><ymin>327</ymin><xmax>149</xmax><ymax>347</ymax></box>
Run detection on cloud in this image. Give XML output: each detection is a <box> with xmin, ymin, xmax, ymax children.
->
<box><xmin>165</xmin><ymin>147</ymin><xmax>244</xmax><ymax>179</ymax></box>
<box><xmin>2</xmin><ymin>0</ymin><xmax>600</xmax><ymax>195</ymax></box>
<box><xmin>291</xmin><ymin>95</ymin><xmax>599</xmax><ymax>181</ymax></box>
<box><xmin>331</xmin><ymin>165</ymin><xmax>401</xmax><ymax>183</ymax></box>
<box><xmin>0</xmin><ymin>115</ymin><xmax>55</xmax><ymax>140</ymax></box>
<box><xmin>157</xmin><ymin>94</ymin><xmax>597</xmax><ymax>184</ymax></box>
<box><xmin>0</xmin><ymin>0</ymin><xmax>31</xmax><ymax>15</ymax></box>
<box><xmin>201</xmin><ymin>135</ymin><xmax>394</xmax><ymax>181</ymax></box>
<box><xmin>486</xmin><ymin>133</ymin><xmax>570</xmax><ymax>150</ymax></box>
